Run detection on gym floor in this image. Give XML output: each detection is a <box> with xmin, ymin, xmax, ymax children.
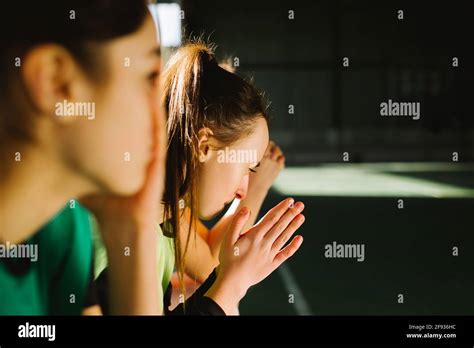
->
<box><xmin>238</xmin><ymin>162</ymin><xmax>474</xmax><ymax>315</ymax></box>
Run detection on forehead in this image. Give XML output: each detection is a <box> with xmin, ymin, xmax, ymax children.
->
<box><xmin>231</xmin><ymin>118</ymin><xmax>269</xmax><ymax>151</ymax></box>
<box><xmin>106</xmin><ymin>14</ymin><xmax>161</xmax><ymax>67</ymax></box>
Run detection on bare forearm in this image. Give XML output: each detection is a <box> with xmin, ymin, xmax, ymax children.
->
<box><xmin>183</xmin><ymin>243</ymin><xmax>219</xmax><ymax>283</ymax></box>
<box><xmin>105</xmin><ymin>224</ymin><xmax>161</xmax><ymax>315</ymax></box>
<box><xmin>207</xmin><ymin>213</ymin><xmax>234</xmax><ymax>258</ymax></box>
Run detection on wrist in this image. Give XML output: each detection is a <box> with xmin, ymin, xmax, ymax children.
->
<box><xmin>205</xmin><ymin>273</ymin><xmax>247</xmax><ymax>315</ymax></box>
<box><xmin>103</xmin><ymin>222</ymin><xmax>156</xmax><ymax>260</ymax></box>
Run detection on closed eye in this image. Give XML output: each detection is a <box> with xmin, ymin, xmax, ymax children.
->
<box><xmin>249</xmin><ymin>162</ymin><xmax>260</xmax><ymax>173</ymax></box>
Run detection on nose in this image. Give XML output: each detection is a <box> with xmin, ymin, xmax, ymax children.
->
<box><xmin>235</xmin><ymin>174</ymin><xmax>249</xmax><ymax>200</ymax></box>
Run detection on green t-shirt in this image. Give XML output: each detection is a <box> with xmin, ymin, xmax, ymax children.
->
<box><xmin>0</xmin><ymin>202</ymin><xmax>93</xmax><ymax>315</ymax></box>
<box><xmin>92</xmin><ymin>221</ymin><xmax>175</xmax><ymax>309</ymax></box>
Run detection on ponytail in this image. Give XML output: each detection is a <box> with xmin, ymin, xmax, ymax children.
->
<box><xmin>161</xmin><ymin>41</ymin><xmax>269</xmax><ymax>302</ymax></box>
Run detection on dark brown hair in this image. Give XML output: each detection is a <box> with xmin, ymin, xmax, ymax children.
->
<box><xmin>161</xmin><ymin>41</ymin><xmax>269</xmax><ymax>296</ymax></box>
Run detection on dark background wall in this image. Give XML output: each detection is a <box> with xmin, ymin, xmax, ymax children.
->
<box><xmin>181</xmin><ymin>0</ymin><xmax>473</xmax><ymax>164</ymax></box>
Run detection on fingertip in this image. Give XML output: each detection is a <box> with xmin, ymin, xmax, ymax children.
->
<box><xmin>240</xmin><ymin>206</ymin><xmax>250</xmax><ymax>215</ymax></box>
<box><xmin>285</xmin><ymin>236</ymin><xmax>303</xmax><ymax>259</ymax></box>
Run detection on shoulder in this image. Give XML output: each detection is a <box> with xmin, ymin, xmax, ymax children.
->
<box><xmin>37</xmin><ymin>201</ymin><xmax>92</xmax><ymax>258</ymax></box>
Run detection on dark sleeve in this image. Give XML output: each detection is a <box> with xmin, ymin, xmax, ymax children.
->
<box><xmin>83</xmin><ymin>256</ymin><xmax>99</xmax><ymax>308</ymax></box>
<box><xmin>165</xmin><ymin>268</ymin><xmax>226</xmax><ymax>316</ymax></box>
<box><xmin>94</xmin><ymin>268</ymin><xmax>110</xmax><ymax>315</ymax></box>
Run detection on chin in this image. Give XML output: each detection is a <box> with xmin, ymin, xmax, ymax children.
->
<box><xmin>109</xmin><ymin>172</ymin><xmax>145</xmax><ymax>196</ymax></box>
<box><xmin>200</xmin><ymin>205</ymin><xmax>226</xmax><ymax>221</ymax></box>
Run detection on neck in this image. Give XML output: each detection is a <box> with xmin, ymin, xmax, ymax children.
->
<box><xmin>0</xmin><ymin>145</ymin><xmax>94</xmax><ymax>244</ymax></box>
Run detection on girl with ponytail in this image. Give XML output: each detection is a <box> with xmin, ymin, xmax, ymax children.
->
<box><xmin>159</xmin><ymin>41</ymin><xmax>307</xmax><ymax>314</ymax></box>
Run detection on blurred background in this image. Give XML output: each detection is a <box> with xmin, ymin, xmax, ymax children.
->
<box><xmin>152</xmin><ymin>0</ymin><xmax>474</xmax><ymax>315</ymax></box>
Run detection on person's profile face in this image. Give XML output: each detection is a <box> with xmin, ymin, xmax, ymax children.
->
<box><xmin>62</xmin><ymin>13</ymin><xmax>166</xmax><ymax>197</ymax></box>
<box><xmin>197</xmin><ymin>117</ymin><xmax>269</xmax><ymax>219</ymax></box>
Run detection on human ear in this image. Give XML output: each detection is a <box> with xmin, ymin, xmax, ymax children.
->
<box><xmin>21</xmin><ymin>44</ymin><xmax>93</xmax><ymax>124</ymax></box>
<box><xmin>197</xmin><ymin>127</ymin><xmax>214</xmax><ymax>163</ymax></box>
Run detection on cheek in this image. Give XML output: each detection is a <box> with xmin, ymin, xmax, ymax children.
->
<box><xmin>106</xmin><ymin>79</ymin><xmax>152</xmax><ymax>157</ymax></box>
<box><xmin>219</xmin><ymin>165</ymin><xmax>243</xmax><ymax>196</ymax></box>
<box><xmin>198</xmin><ymin>161</ymin><xmax>242</xmax><ymax>211</ymax></box>
<box><xmin>61</xmin><ymin>81</ymin><xmax>153</xmax><ymax>195</ymax></box>
<box><xmin>101</xmin><ymin>85</ymin><xmax>152</xmax><ymax>188</ymax></box>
